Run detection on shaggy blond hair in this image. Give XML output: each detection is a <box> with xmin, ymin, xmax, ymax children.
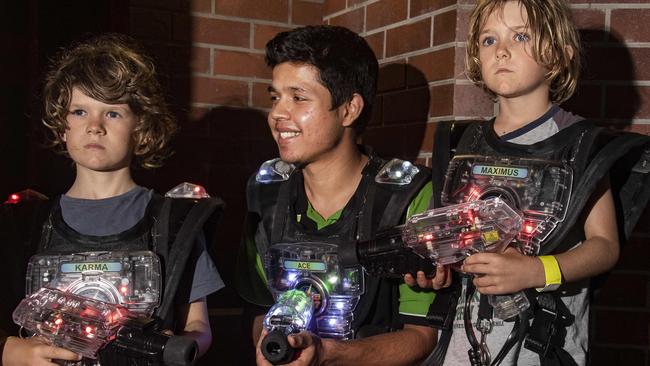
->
<box><xmin>466</xmin><ymin>0</ymin><xmax>581</xmax><ymax>104</ymax></box>
<box><xmin>43</xmin><ymin>33</ymin><xmax>177</xmax><ymax>169</ymax></box>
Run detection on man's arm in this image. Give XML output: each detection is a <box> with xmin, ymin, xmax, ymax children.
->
<box><xmin>255</xmin><ymin>324</ymin><xmax>435</xmax><ymax>366</ymax></box>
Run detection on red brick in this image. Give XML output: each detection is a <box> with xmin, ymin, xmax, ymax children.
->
<box><xmin>405</xmin><ymin>62</ymin><xmax>429</xmax><ymax>87</ymax></box>
<box><xmin>366</xmin><ymin>0</ymin><xmax>407</xmax><ymax>32</ymax></box>
<box><xmin>329</xmin><ymin>7</ymin><xmax>364</xmax><ymax>34</ymax></box>
<box><xmin>378</xmin><ymin>62</ymin><xmax>406</xmax><ymax>92</ymax></box>
<box><xmin>215</xmin><ymin>0</ymin><xmax>289</xmax><ymax>23</ymax></box>
<box><xmin>421</xmin><ymin>122</ymin><xmax>436</xmax><ymax>152</ymax></box>
<box><xmin>433</xmin><ymin>9</ymin><xmax>456</xmax><ymax>46</ymax></box>
<box><xmin>410</xmin><ymin>0</ymin><xmax>456</xmax><ymax>18</ymax></box>
<box><xmin>254</xmin><ymin>24</ymin><xmax>292</xmax><ymax>50</ymax></box>
<box><xmin>293</xmin><ymin>0</ymin><xmax>323</xmax><ymax>25</ymax></box>
<box><xmin>192</xmin><ymin>17</ymin><xmax>249</xmax><ymax>47</ymax></box>
<box><xmin>191</xmin><ymin>47</ymin><xmax>211</xmax><ymax>74</ymax></box>
<box><xmin>252</xmin><ymin>82</ymin><xmax>272</xmax><ymax>109</ymax></box>
<box><xmin>323</xmin><ymin>0</ymin><xmax>346</xmax><ymax>17</ymax></box>
<box><xmin>408</xmin><ymin>47</ymin><xmax>455</xmax><ymax>84</ymax></box>
<box><xmin>611</xmin><ymin>9</ymin><xmax>650</xmax><ymax>43</ymax></box>
<box><xmin>605</xmin><ymin>86</ymin><xmax>650</xmax><ymax>119</ymax></box>
<box><xmin>382</xmin><ymin>86</ymin><xmax>430</xmax><ymax>125</ymax></box>
<box><xmin>191</xmin><ymin>0</ymin><xmax>212</xmax><ymax>13</ymax></box>
<box><xmin>192</xmin><ymin>77</ymin><xmax>248</xmax><ymax>106</ymax></box>
<box><xmin>454</xmin><ymin>45</ymin><xmax>467</xmax><ymax>80</ymax></box>
<box><xmin>430</xmin><ymin>83</ymin><xmax>454</xmax><ymax>117</ymax></box>
<box><xmin>363</xmin><ymin>123</ymin><xmax>430</xmax><ymax>161</ymax></box>
<box><xmin>386</xmin><ymin>18</ymin><xmax>431</xmax><ymax>57</ymax></box>
<box><xmin>592</xmin><ymin>310</ymin><xmax>649</xmax><ymax>346</ymax></box>
<box><xmin>213</xmin><ymin>50</ymin><xmax>271</xmax><ymax>79</ymax></box>
<box><xmin>456</xmin><ymin>7</ymin><xmax>471</xmax><ymax>42</ymax></box>
<box><xmin>571</xmin><ymin>8</ymin><xmax>606</xmax><ymax>42</ymax></box>
<box><xmin>452</xmin><ymin>84</ymin><xmax>493</xmax><ymax>117</ymax></box>
<box><xmin>365</xmin><ymin>32</ymin><xmax>384</xmax><ymax>60</ymax></box>
<box><xmin>130</xmin><ymin>7</ymin><xmax>172</xmax><ymax>40</ymax></box>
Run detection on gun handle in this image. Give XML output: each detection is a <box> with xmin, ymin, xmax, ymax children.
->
<box><xmin>261</xmin><ymin>329</ymin><xmax>295</xmax><ymax>365</ymax></box>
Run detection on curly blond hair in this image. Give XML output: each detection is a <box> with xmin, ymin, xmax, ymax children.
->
<box><xmin>43</xmin><ymin>33</ymin><xmax>177</xmax><ymax>169</ymax></box>
<box><xmin>465</xmin><ymin>0</ymin><xmax>581</xmax><ymax>104</ymax></box>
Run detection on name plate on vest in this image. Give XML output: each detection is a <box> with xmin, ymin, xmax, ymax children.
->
<box><xmin>283</xmin><ymin>260</ymin><xmax>327</xmax><ymax>272</ymax></box>
<box><xmin>472</xmin><ymin>164</ymin><xmax>528</xmax><ymax>179</ymax></box>
<box><xmin>60</xmin><ymin>262</ymin><xmax>123</xmax><ymax>273</ymax></box>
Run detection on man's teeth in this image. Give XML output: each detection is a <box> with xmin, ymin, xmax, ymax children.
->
<box><xmin>280</xmin><ymin>131</ymin><xmax>301</xmax><ymax>139</ymax></box>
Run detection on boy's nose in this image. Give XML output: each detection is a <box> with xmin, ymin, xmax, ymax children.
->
<box><xmin>86</xmin><ymin>118</ymin><xmax>106</xmax><ymax>135</ymax></box>
<box><xmin>269</xmin><ymin>99</ymin><xmax>290</xmax><ymax>122</ymax></box>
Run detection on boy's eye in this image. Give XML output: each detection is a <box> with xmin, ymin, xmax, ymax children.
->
<box><xmin>293</xmin><ymin>95</ymin><xmax>307</xmax><ymax>102</ymax></box>
<box><xmin>269</xmin><ymin>94</ymin><xmax>279</xmax><ymax>102</ymax></box>
<box><xmin>514</xmin><ymin>33</ymin><xmax>530</xmax><ymax>42</ymax></box>
<box><xmin>70</xmin><ymin>109</ymin><xmax>86</xmax><ymax>116</ymax></box>
<box><xmin>481</xmin><ymin>37</ymin><xmax>496</xmax><ymax>47</ymax></box>
<box><xmin>106</xmin><ymin>111</ymin><xmax>121</xmax><ymax>118</ymax></box>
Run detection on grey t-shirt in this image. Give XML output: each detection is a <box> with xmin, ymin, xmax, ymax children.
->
<box><xmin>59</xmin><ymin>186</ymin><xmax>224</xmax><ymax>302</ymax></box>
<box><xmin>443</xmin><ymin>106</ymin><xmax>590</xmax><ymax>366</ymax></box>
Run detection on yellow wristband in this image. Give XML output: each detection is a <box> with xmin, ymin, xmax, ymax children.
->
<box><xmin>536</xmin><ymin>255</ymin><xmax>562</xmax><ymax>292</ymax></box>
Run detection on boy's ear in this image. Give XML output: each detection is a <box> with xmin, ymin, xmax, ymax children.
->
<box><xmin>61</xmin><ymin>132</ymin><xmax>67</xmax><ymax>142</ymax></box>
<box><xmin>340</xmin><ymin>93</ymin><xmax>364</xmax><ymax>128</ymax></box>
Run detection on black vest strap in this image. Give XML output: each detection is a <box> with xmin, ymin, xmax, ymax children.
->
<box><xmin>156</xmin><ymin>197</ymin><xmax>224</xmax><ymax>325</ymax></box>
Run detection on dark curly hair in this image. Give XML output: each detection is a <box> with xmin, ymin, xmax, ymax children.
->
<box><xmin>265</xmin><ymin>25</ymin><xmax>378</xmax><ymax>134</ymax></box>
<box><xmin>42</xmin><ymin>33</ymin><xmax>177</xmax><ymax>169</ymax></box>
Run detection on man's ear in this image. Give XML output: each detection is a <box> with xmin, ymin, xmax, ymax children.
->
<box><xmin>340</xmin><ymin>93</ymin><xmax>364</xmax><ymax>128</ymax></box>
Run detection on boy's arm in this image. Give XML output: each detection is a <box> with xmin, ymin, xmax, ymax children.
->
<box><xmin>176</xmin><ymin>298</ymin><xmax>212</xmax><ymax>357</ymax></box>
<box><xmin>463</xmin><ymin>181</ymin><xmax>619</xmax><ymax>294</ymax></box>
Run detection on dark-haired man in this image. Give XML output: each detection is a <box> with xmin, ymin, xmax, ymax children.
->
<box><xmin>237</xmin><ymin>25</ymin><xmax>438</xmax><ymax>365</ymax></box>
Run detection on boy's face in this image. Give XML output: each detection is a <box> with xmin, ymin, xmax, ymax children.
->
<box><xmin>267</xmin><ymin>62</ymin><xmax>349</xmax><ymax>165</ymax></box>
<box><xmin>63</xmin><ymin>87</ymin><xmax>138</xmax><ymax>174</ymax></box>
<box><xmin>478</xmin><ymin>1</ymin><xmax>549</xmax><ymax>101</ymax></box>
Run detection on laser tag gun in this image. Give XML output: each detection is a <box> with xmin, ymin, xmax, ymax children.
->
<box><xmin>352</xmin><ymin>197</ymin><xmax>522</xmax><ymax>273</ymax></box>
<box><xmin>260</xmin><ymin>289</ymin><xmax>314</xmax><ymax>365</ymax></box>
<box><xmin>348</xmin><ymin>197</ymin><xmax>530</xmax><ymax>320</ymax></box>
<box><xmin>13</xmin><ymin>288</ymin><xmax>198</xmax><ymax>366</ymax></box>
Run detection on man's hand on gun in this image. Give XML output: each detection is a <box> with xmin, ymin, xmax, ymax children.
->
<box><xmin>461</xmin><ymin>247</ymin><xmax>545</xmax><ymax>295</ymax></box>
<box><xmin>403</xmin><ymin>265</ymin><xmax>452</xmax><ymax>290</ymax></box>
<box><xmin>256</xmin><ymin>328</ymin><xmax>325</xmax><ymax>366</ymax></box>
<box><xmin>2</xmin><ymin>336</ymin><xmax>81</xmax><ymax>366</ymax></box>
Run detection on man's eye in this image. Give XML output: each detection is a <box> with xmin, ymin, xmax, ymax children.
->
<box><xmin>107</xmin><ymin>111</ymin><xmax>121</xmax><ymax>118</ymax></box>
<box><xmin>514</xmin><ymin>33</ymin><xmax>529</xmax><ymax>42</ymax></box>
<box><xmin>481</xmin><ymin>37</ymin><xmax>496</xmax><ymax>46</ymax></box>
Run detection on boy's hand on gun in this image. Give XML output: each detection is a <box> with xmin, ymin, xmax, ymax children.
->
<box><xmin>461</xmin><ymin>247</ymin><xmax>545</xmax><ymax>295</ymax></box>
<box><xmin>404</xmin><ymin>265</ymin><xmax>452</xmax><ymax>290</ymax></box>
<box><xmin>3</xmin><ymin>336</ymin><xmax>81</xmax><ymax>366</ymax></box>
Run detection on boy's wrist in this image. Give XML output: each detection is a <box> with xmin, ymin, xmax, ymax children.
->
<box><xmin>536</xmin><ymin>255</ymin><xmax>563</xmax><ymax>292</ymax></box>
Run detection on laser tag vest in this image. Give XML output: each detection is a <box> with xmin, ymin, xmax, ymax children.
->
<box><xmin>427</xmin><ymin>119</ymin><xmax>650</xmax><ymax>366</ymax></box>
<box><xmin>247</xmin><ymin>154</ymin><xmax>431</xmax><ymax>338</ymax></box>
<box><xmin>0</xmin><ymin>191</ymin><xmax>224</xmax><ymax>332</ymax></box>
